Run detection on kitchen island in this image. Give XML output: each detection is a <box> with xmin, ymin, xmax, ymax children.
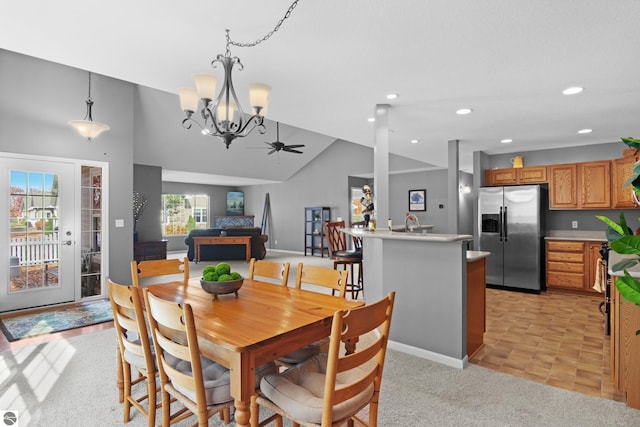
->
<box><xmin>343</xmin><ymin>228</ymin><xmax>486</xmax><ymax>368</ymax></box>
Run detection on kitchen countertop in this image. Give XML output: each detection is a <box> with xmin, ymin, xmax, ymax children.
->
<box><xmin>544</xmin><ymin>230</ymin><xmax>607</xmax><ymax>242</ymax></box>
<box><xmin>342</xmin><ymin>228</ymin><xmax>473</xmax><ymax>242</ymax></box>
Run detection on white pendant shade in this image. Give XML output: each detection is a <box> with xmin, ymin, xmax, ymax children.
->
<box><xmin>68</xmin><ymin>119</ymin><xmax>110</xmax><ymax>139</ymax></box>
<box><xmin>248</xmin><ymin>83</ymin><xmax>271</xmax><ymax>115</ymax></box>
<box><xmin>193</xmin><ymin>73</ymin><xmax>218</xmax><ymax>101</ymax></box>
<box><xmin>217</xmin><ymin>101</ymin><xmax>236</xmax><ymax>122</ymax></box>
<box><xmin>178</xmin><ymin>87</ymin><xmax>199</xmax><ymax>112</ymax></box>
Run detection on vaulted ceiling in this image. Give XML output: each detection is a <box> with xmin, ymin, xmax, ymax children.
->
<box><xmin>2</xmin><ymin>1</ymin><xmax>639</xmax><ymax>185</ymax></box>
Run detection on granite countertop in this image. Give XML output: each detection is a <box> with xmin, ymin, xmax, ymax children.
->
<box><xmin>544</xmin><ymin>230</ymin><xmax>607</xmax><ymax>242</ymax></box>
<box><xmin>467</xmin><ymin>250</ymin><xmax>491</xmax><ymax>262</ymax></box>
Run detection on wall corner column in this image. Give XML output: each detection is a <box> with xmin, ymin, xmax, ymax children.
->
<box><xmin>374</xmin><ymin>104</ymin><xmax>390</xmax><ymax>224</ymax></box>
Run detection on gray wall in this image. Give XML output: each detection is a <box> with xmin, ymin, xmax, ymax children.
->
<box><xmin>0</xmin><ymin>49</ymin><xmax>135</xmax><ymax>285</ymax></box>
<box><xmin>133</xmin><ymin>164</ymin><xmax>162</xmax><ymax>241</ymax></box>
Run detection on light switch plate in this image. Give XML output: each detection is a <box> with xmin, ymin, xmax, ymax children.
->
<box><xmin>571</xmin><ymin>220</ymin><xmax>578</xmax><ymax>229</ymax></box>
<box><xmin>115</xmin><ymin>219</ymin><xmax>124</xmax><ymax>228</ymax></box>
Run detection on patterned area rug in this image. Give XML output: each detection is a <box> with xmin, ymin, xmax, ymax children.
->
<box><xmin>0</xmin><ymin>299</ymin><xmax>113</xmax><ymax>342</ymax></box>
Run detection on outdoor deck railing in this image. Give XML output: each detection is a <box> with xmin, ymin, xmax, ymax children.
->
<box><xmin>9</xmin><ymin>233</ymin><xmax>59</xmax><ymax>266</ymax></box>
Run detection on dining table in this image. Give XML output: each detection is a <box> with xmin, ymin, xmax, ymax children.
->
<box><xmin>128</xmin><ymin>277</ymin><xmax>362</xmax><ymax>427</ymax></box>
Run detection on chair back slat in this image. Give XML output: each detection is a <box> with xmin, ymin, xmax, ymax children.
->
<box><xmin>131</xmin><ymin>257</ymin><xmax>189</xmax><ymax>287</ymax></box>
<box><xmin>249</xmin><ymin>258</ymin><xmax>290</xmax><ymax>286</ymax></box>
<box><xmin>324</xmin><ymin>221</ymin><xmax>348</xmax><ymax>257</ymax></box>
<box><xmin>294</xmin><ymin>263</ymin><xmax>349</xmax><ymax>298</ymax></box>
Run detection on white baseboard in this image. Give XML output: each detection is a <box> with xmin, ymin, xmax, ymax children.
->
<box><xmin>388</xmin><ymin>340</ymin><xmax>468</xmax><ymax>369</ymax></box>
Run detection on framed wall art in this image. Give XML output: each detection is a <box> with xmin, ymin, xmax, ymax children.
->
<box><xmin>408</xmin><ymin>189</ymin><xmax>426</xmax><ymax>211</ymax></box>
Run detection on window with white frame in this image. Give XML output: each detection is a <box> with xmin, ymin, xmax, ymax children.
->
<box><xmin>161</xmin><ymin>194</ymin><xmax>209</xmax><ymax>236</ymax></box>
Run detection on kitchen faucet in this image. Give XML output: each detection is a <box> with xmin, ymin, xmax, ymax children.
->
<box><xmin>405</xmin><ymin>212</ymin><xmax>420</xmax><ymax>231</ymax></box>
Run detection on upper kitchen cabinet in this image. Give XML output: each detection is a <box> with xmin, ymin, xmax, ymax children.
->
<box><xmin>579</xmin><ymin>161</ymin><xmax>611</xmax><ymax>209</ymax></box>
<box><xmin>485</xmin><ymin>166</ymin><xmax>547</xmax><ymax>186</ymax></box>
<box><xmin>549</xmin><ymin>164</ymin><xmax>578</xmax><ymax>208</ymax></box>
<box><xmin>549</xmin><ymin>161</ymin><xmax>611</xmax><ymax>209</ymax></box>
<box><xmin>612</xmin><ymin>154</ymin><xmax>640</xmax><ymax>208</ymax></box>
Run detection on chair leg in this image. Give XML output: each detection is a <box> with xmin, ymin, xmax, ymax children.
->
<box><xmin>123</xmin><ymin>362</ymin><xmax>132</xmax><ymax>423</ymax></box>
<box><xmin>146</xmin><ymin>373</ymin><xmax>156</xmax><ymax>427</ymax></box>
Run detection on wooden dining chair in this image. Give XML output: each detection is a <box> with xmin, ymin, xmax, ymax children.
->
<box><xmin>131</xmin><ymin>257</ymin><xmax>189</xmax><ymax>287</ymax></box>
<box><xmin>251</xmin><ymin>292</ymin><xmax>396</xmax><ymax>427</ymax></box>
<box><xmin>248</xmin><ymin>258</ymin><xmax>290</xmax><ymax>286</ymax></box>
<box><xmin>324</xmin><ymin>220</ymin><xmax>363</xmax><ymax>299</ymax></box>
<box><xmin>142</xmin><ymin>288</ymin><xmax>233</xmax><ymax>427</ymax></box>
<box><xmin>107</xmin><ymin>279</ymin><xmax>160</xmax><ymax>427</ymax></box>
<box><xmin>276</xmin><ymin>263</ymin><xmax>350</xmax><ymax>369</ymax></box>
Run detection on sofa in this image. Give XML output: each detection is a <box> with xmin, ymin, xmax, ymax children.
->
<box><xmin>184</xmin><ymin>227</ymin><xmax>268</xmax><ymax>262</ymax></box>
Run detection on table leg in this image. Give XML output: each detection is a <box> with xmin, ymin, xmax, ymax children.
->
<box><xmin>195</xmin><ymin>242</ymin><xmax>200</xmax><ymax>263</ymax></box>
<box><xmin>245</xmin><ymin>239</ymin><xmax>251</xmax><ymax>262</ymax></box>
<box><xmin>229</xmin><ymin>352</ymin><xmax>255</xmax><ymax>427</ymax></box>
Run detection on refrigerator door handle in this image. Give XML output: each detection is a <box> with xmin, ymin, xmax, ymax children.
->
<box><xmin>503</xmin><ymin>206</ymin><xmax>508</xmax><ymax>241</ymax></box>
<box><xmin>499</xmin><ymin>207</ymin><xmax>503</xmax><ymax>241</ymax></box>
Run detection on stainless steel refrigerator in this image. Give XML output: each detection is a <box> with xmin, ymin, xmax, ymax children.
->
<box><xmin>478</xmin><ymin>185</ymin><xmax>546</xmax><ymax>292</ymax></box>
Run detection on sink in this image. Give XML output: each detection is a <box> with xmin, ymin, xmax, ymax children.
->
<box><xmin>391</xmin><ymin>226</ymin><xmax>432</xmax><ymax>234</ymax></box>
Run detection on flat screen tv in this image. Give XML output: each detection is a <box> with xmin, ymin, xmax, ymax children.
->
<box><xmin>226</xmin><ymin>191</ymin><xmax>244</xmax><ymax>216</ymax></box>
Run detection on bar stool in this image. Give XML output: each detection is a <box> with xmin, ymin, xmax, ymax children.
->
<box><xmin>324</xmin><ymin>220</ymin><xmax>363</xmax><ymax>299</ymax></box>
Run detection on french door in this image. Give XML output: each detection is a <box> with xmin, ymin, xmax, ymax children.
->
<box><xmin>0</xmin><ymin>157</ymin><xmax>76</xmax><ymax>311</ymax></box>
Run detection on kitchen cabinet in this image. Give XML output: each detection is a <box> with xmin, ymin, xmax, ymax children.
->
<box><xmin>612</xmin><ymin>155</ymin><xmax>640</xmax><ymax>208</ymax></box>
<box><xmin>545</xmin><ymin>240</ymin><xmax>603</xmax><ymax>293</ymax></box>
<box><xmin>304</xmin><ymin>207</ymin><xmax>331</xmax><ymax>257</ymax></box>
<box><xmin>549</xmin><ymin>164</ymin><xmax>578</xmax><ymax>209</ymax></box>
<box><xmin>579</xmin><ymin>161</ymin><xmax>611</xmax><ymax>209</ymax></box>
<box><xmin>484</xmin><ymin>166</ymin><xmax>547</xmax><ymax>186</ymax></box>
<box><xmin>610</xmin><ymin>276</ymin><xmax>640</xmax><ymax>409</ymax></box>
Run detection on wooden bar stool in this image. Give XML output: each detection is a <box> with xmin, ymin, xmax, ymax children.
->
<box><xmin>324</xmin><ymin>220</ymin><xmax>363</xmax><ymax>299</ymax></box>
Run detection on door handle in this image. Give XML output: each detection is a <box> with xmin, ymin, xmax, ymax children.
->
<box><xmin>503</xmin><ymin>206</ymin><xmax>508</xmax><ymax>241</ymax></box>
<box><xmin>62</xmin><ymin>240</ymin><xmax>72</xmax><ymax>246</ymax></box>
<box><xmin>499</xmin><ymin>207</ymin><xmax>503</xmax><ymax>241</ymax></box>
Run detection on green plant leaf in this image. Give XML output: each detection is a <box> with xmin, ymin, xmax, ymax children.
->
<box><xmin>611</xmin><ymin>235</ymin><xmax>640</xmax><ymax>254</ymax></box>
<box><xmin>616</xmin><ymin>271</ymin><xmax>640</xmax><ymax>305</ymax></box>
<box><xmin>611</xmin><ymin>258</ymin><xmax>640</xmax><ymax>272</ymax></box>
<box><xmin>622</xmin><ymin>137</ymin><xmax>640</xmax><ymax>150</ymax></box>
<box><xmin>597</xmin><ymin>214</ymin><xmax>633</xmax><ymax>241</ymax></box>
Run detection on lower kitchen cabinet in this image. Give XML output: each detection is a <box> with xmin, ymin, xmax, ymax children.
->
<box><xmin>546</xmin><ymin>240</ymin><xmax>604</xmax><ymax>293</ymax></box>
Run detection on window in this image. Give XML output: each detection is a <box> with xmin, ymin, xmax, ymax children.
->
<box><xmin>161</xmin><ymin>194</ymin><xmax>209</xmax><ymax>236</ymax></box>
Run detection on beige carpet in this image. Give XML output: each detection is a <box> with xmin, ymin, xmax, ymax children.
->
<box><xmin>2</xmin><ymin>251</ymin><xmax>639</xmax><ymax>426</ymax></box>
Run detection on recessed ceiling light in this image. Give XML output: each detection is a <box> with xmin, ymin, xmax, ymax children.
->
<box><xmin>562</xmin><ymin>86</ymin><xmax>584</xmax><ymax>95</ymax></box>
<box><xmin>411</xmin><ymin>139</ymin><xmax>418</xmax><ymax>144</ymax></box>
<box><xmin>456</xmin><ymin>108</ymin><xmax>473</xmax><ymax>115</ymax></box>
<box><xmin>578</xmin><ymin>128</ymin><xmax>592</xmax><ymax>134</ymax></box>
<box><xmin>367</xmin><ymin>117</ymin><xmax>375</xmax><ymax>123</ymax></box>
<box><xmin>501</xmin><ymin>138</ymin><xmax>513</xmax><ymax>144</ymax></box>
<box><xmin>386</xmin><ymin>93</ymin><xmax>399</xmax><ymax>100</ymax></box>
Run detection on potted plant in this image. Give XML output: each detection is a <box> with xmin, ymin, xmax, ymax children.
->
<box><xmin>597</xmin><ymin>137</ymin><xmax>640</xmax><ymax>321</ymax></box>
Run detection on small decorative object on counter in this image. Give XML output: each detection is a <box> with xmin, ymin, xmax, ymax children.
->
<box><xmin>369</xmin><ymin>218</ymin><xmax>376</xmax><ymax>231</ymax></box>
<box><xmin>387</xmin><ymin>218</ymin><xmax>392</xmax><ymax>230</ymax></box>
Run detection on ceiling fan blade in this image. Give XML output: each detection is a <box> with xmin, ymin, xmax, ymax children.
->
<box><xmin>285</xmin><ymin>144</ymin><xmax>305</xmax><ymax>149</ymax></box>
<box><xmin>283</xmin><ymin>148</ymin><xmax>304</xmax><ymax>154</ymax></box>
<box><xmin>267</xmin><ymin>149</ymin><xmax>277</xmax><ymax>155</ymax></box>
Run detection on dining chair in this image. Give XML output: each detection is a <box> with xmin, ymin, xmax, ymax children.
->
<box><xmin>107</xmin><ymin>279</ymin><xmax>160</xmax><ymax>427</ymax></box>
<box><xmin>248</xmin><ymin>258</ymin><xmax>290</xmax><ymax>286</ymax></box>
<box><xmin>276</xmin><ymin>263</ymin><xmax>350</xmax><ymax>369</ymax></box>
<box><xmin>142</xmin><ymin>288</ymin><xmax>233</xmax><ymax>426</ymax></box>
<box><xmin>324</xmin><ymin>220</ymin><xmax>363</xmax><ymax>299</ymax></box>
<box><xmin>131</xmin><ymin>257</ymin><xmax>189</xmax><ymax>287</ymax></box>
<box><xmin>251</xmin><ymin>292</ymin><xmax>396</xmax><ymax>427</ymax></box>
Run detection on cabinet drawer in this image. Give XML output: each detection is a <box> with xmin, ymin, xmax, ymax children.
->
<box><xmin>547</xmin><ymin>251</ymin><xmax>585</xmax><ymax>263</ymax></box>
<box><xmin>547</xmin><ymin>261</ymin><xmax>584</xmax><ymax>273</ymax></box>
<box><xmin>547</xmin><ymin>241</ymin><xmax>585</xmax><ymax>252</ymax></box>
<box><xmin>547</xmin><ymin>272</ymin><xmax>585</xmax><ymax>289</ymax></box>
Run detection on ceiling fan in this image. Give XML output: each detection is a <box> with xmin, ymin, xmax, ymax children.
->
<box><xmin>264</xmin><ymin>122</ymin><xmax>305</xmax><ymax>155</ymax></box>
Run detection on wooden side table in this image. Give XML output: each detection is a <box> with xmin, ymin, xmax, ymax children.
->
<box><xmin>194</xmin><ymin>236</ymin><xmax>252</xmax><ymax>263</ymax></box>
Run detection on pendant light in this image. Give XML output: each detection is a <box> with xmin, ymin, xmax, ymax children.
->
<box><xmin>68</xmin><ymin>72</ymin><xmax>110</xmax><ymax>140</ymax></box>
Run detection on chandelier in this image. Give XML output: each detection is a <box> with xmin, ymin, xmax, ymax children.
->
<box><xmin>68</xmin><ymin>72</ymin><xmax>110</xmax><ymax>140</ymax></box>
<box><xmin>178</xmin><ymin>0</ymin><xmax>300</xmax><ymax>149</ymax></box>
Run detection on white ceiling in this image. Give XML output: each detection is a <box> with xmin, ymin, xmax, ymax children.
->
<box><xmin>2</xmin><ymin>0</ymin><xmax>640</xmax><ymax>182</ymax></box>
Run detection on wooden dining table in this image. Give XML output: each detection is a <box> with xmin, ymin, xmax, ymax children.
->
<box><xmin>131</xmin><ymin>277</ymin><xmax>362</xmax><ymax>427</ymax></box>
